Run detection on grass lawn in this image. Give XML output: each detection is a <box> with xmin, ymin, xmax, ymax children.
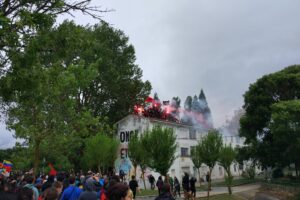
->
<box><xmin>136</xmin><ymin>189</ymin><xmax>158</xmax><ymax>196</ymax></box>
<box><xmin>196</xmin><ymin>177</ymin><xmax>262</xmax><ymax>190</ymax></box>
<box><xmin>197</xmin><ymin>194</ymin><xmax>244</xmax><ymax>200</ymax></box>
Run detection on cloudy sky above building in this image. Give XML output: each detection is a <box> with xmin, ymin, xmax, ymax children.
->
<box><xmin>72</xmin><ymin>0</ymin><xmax>300</xmax><ymax>126</ymax></box>
<box><xmin>1</xmin><ymin>0</ymin><xmax>300</xmax><ymax>148</ymax></box>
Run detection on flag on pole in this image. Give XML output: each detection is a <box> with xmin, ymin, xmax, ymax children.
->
<box><xmin>3</xmin><ymin>160</ymin><xmax>13</xmax><ymax>173</ymax></box>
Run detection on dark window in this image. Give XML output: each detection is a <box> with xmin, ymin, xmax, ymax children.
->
<box><xmin>181</xmin><ymin>147</ymin><xmax>189</xmax><ymax>157</ymax></box>
<box><xmin>189</xmin><ymin>129</ymin><xmax>196</xmax><ymax>139</ymax></box>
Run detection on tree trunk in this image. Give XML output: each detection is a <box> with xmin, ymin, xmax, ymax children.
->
<box><xmin>33</xmin><ymin>140</ymin><xmax>41</xmax><ymax>177</ymax></box>
<box><xmin>134</xmin><ymin>164</ymin><xmax>137</xmax><ymax>176</ymax></box>
<box><xmin>226</xmin><ymin>169</ymin><xmax>232</xmax><ymax>195</ymax></box>
<box><xmin>197</xmin><ymin>168</ymin><xmax>201</xmax><ymax>186</ymax></box>
<box><xmin>207</xmin><ymin>168</ymin><xmax>212</xmax><ymax>199</ymax></box>
<box><xmin>142</xmin><ymin>170</ymin><xmax>147</xmax><ymax>189</ymax></box>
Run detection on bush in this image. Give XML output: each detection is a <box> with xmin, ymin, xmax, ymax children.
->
<box><xmin>272</xmin><ymin>168</ymin><xmax>284</xmax><ymax>178</ymax></box>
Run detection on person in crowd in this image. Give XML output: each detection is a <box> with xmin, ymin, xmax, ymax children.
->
<box><xmin>189</xmin><ymin>176</ymin><xmax>197</xmax><ymax>198</ymax></box>
<box><xmin>148</xmin><ymin>175</ymin><xmax>155</xmax><ymax>190</ymax></box>
<box><xmin>60</xmin><ymin>176</ymin><xmax>82</xmax><ymax>200</ymax></box>
<box><xmin>17</xmin><ymin>187</ymin><xmax>34</xmax><ymax>200</ymax></box>
<box><xmin>42</xmin><ymin>175</ymin><xmax>55</xmax><ymax>192</ymax></box>
<box><xmin>42</xmin><ymin>187</ymin><xmax>59</xmax><ymax>200</ymax></box>
<box><xmin>154</xmin><ymin>183</ymin><xmax>174</xmax><ymax>200</ymax></box>
<box><xmin>166</xmin><ymin>175</ymin><xmax>174</xmax><ymax>193</ymax></box>
<box><xmin>78</xmin><ymin>178</ymin><xmax>97</xmax><ymax>200</ymax></box>
<box><xmin>23</xmin><ymin>174</ymin><xmax>39</xmax><ymax>200</ymax></box>
<box><xmin>0</xmin><ymin>175</ymin><xmax>18</xmax><ymax>200</ymax></box>
<box><xmin>182</xmin><ymin>173</ymin><xmax>190</xmax><ymax>199</ymax></box>
<box><xmin>107</xmin><ymin>183</ymin><xmax>133</xmax><ymax>200</ymax></box>
<box><xmin>52</xmin><ymin>181</ymin><xmax>63</xmax><ymax>198</ymax></box>
<box><xmin>128</xmin><ymin>175</ymin><xmax>138</xmax><ymax>199</ymax></box>
<box><xmin>173</xmin><ymin>176</ymin><xmax>180</xmax><ymax>197</ymax></box>
<box><xmin>156</xmin><ymin>176</ymin><xmax>163</xmax><ymax>195</ymax></box>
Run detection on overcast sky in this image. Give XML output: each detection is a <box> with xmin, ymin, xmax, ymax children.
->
<box><xmin>1</xmin><ymin>0</ymin><xmax>300</xmax><ymax>148</ymax></box>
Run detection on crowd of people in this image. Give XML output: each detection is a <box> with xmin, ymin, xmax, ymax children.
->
<box><xmin>153</xmin><ymin>173</ymin><xmax>197</xmax><ymax>200</ymax></box>
<box><xmin>0</xmin><ymin>171</ymin><xmax>199</xmax><ymax>200</ymax></box>
<box><xmin>0</xmin><ymin>171</ymin><xmax>135</xmax><ymax>200</ymax></box>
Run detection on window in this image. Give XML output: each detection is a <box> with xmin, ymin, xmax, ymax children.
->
<box><xmin>181</xmin><ymin>147</ymin><xmax>189</xmax><ymax>157</ymax></box>
<box><xmin>219</xmin><ymin>166</ymin><xmax>223</xmax><ymax>176</ymax></box>
<box><xmin>239</xmin><ymin>164</ymin><xmax>243</xmax><ymax>170</ymax></box>
<box><xmin>234</xmin><ymin>164</ymin><xmax>237</xmax><ymax>172</ymax></box>
<box><xmin>189</xmin><ymin>128</ymin><xmax>196</xmax><ymax>139</ymax></box>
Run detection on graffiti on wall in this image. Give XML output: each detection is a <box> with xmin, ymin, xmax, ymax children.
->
<box><xmin>115</xmin><ymin>129</ymin><xmax>138</xmax><ymax>175</ymax></box>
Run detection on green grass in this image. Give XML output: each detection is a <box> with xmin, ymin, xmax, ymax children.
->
<box><xmin>196</xmin><ymin>178</ymin><xmax>261</xmax><ymax>190</ymax></box>
<box><xmin>136</xmin><ymin>189</ymin><xmax>158</xmax><ymax>196</ymax></box>
<box><xmin>263</xmin><ymin>178</ymin><xmax>300</xmax><ymax>187</ymax></box>
<box><xmin>197</xmin><ymin>194</ymin><xmax>244</xmax><ymax>200</ymax></box>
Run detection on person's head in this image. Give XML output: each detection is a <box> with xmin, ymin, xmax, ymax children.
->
<box><xmin>17</xmin><ymin>187</ymin><xmax>33</xmax><ymax>200</ymax></box>
<box><xmin>53</xmin><ymin>181</ymin><xmax>63</xmax><ymax>195</ymax></box>
<box><xmin>161</xmin><ymin>183</ymin><xmax>171</xmax><ymax>194</ymax></box>
<box><xmin>24</xmin><ymin>174</ymin><xmax>34</xmax><ymax>184</ymax></box>
<box><xmin>158</xmin><ymin>176</ymin><xmax>162</xmax><ymax>181</ymax></box>
<box><xmin>69</xmin><ymin>176</ymin><xmax>76</xmax><ymax>185</ymax></box>
<box><xmin>131</xmin><ymin>175</ymin><xmax>135</xmax><ymax>180</ymax></box>
<box><xmin>43</xmin><ymin>187</ymin><xmax>59</xmax><ymax>200</ymax></box>
<box><xmin>107</xmin><ymin>183</ymin><xmax>132</xmax><ymax>200</ymax></box>
<box><xmin>48</xmin><ymin>175</ymin><xmax>55</xmax><ymax>182</ymax></box>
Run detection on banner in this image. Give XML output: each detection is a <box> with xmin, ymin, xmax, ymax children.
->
<box><xmin>3</xmin><ymin>160</ymin><xmax>13</xmax><ymax>173</ymax></box>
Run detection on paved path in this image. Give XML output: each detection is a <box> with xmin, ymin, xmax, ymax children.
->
<box><xmin>136</xmin><ymin>184</ymin><xmax>263</xmax><ymax>200</ymax></box>
<box><xmin>196</xmin><ymin>183</ymin><xmax>261</xmax><ymax>197</ymax></box>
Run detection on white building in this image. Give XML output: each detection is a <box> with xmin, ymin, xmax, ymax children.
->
<box><xmin>114</xmin><ymin>114</ymin><xmax>245</xmax><ymax>184</ymax></box>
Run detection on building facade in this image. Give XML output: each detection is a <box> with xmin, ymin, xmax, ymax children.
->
<box><xmin>114</xmin><ymin>114</ymin><xmax>245</xmax><ymax>184</ymax></box>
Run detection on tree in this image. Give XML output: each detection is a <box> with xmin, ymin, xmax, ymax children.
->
<box><xmin>198</xmin><ymin>129</ymin><xmax>223</xmax><ymax>199</ymax></box>
<box><xmin>128</xmin><ymin>133</ymin><xmax>149</xmax><ymax>188</ymax></box>
<box><xmin>198</xmin><ymin>89</ymin><xmax>213</xmax><ymax>128</ymax></box>
<box><xmin>270</xmin><ymin>100</ymin><xmax>300</xmax><ymax>176</ymax></box>
<box><xmin>1</xmin><ymin>64</ymin><xmax>100</xmax><ymax>175</ymax></box>
<box><xmin>240</xmin><ymin>65</ymin><xmax>300</xmax><ymax>168</ymax></box>
<box><xmin>190</xmin><ymin>144</ymin><xmax>203</xmax><ymax>185</ymax></box>
<box><xmin>142</xmin><ymin>126</ymin><xmax>177</xmax><ymax>176</ymax></box>
<box><xmin>170</xmin><ymin>97</ymin><xmax>181</xmax><ymax>119</ymax></box>
<box><xmin>219</xmin><ymin>145</ymin><xmax>236</xmax><ymax>195</ymax></box>
<box><xmin>0</xmin><ymin>0</ymin><xmax>106</xmax><ymax>72</ymax></box>
<box><xmin>0</xmin><ymin>21</ymin><xmax>151</xmax><ymax>173</ymax></box>
<box><xmin>184</xmin><ymin>96</ymin><xmax>192</xmax><ymax>111</ymax></box>
<box><xmin>83</xmin><ymin>133</ymin><xmax>119</xmax><ymax>173</ymax></box>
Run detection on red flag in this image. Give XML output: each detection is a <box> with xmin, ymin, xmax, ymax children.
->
<box><xmin>48</xmin><ymin>163</ymin><xmax>57</xmax><ymax>176</ymax></box>
<box><xmin>145</xmin><ymin>96</ymin><xmax>154</xmax><ymax>103</ymax></box>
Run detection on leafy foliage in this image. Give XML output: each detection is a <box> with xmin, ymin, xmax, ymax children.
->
<box><xmin>0</xmin><ymin>21</ymin><xmax>151</xmax><ymax>173</ymax></box>
<box><xmin>240</xmin><ymin>65</ymin><xmax>300</xmax><ymax>168</ymax></box>
<box><xmin>270</xmin><ymin>100</ymin><xmax>300</xmax><ymax>176</ymax></box>
<box><xmin>83</xmin><ymin>134</ymin><xmax>119</xmax><ymax>172</ymax></box>
<box><xmin>142</xmin><ymin>126</ymin><xmax>177</xmax><ymax>176</ymax></box>
<box><xmin>0</xmin><ymin>0</ymin><xmax>106</xmax><ymax>72</ymax></box>
<box><xmin>219</xmin><ymin>145</ymin><xmax>236</xmax><ymax>194</ymax></box>
<box><xmin>198</xmin><ymin>129</ymin><xmax>223</xmax><ymax>198</ymax></box>
<box><xmin>128</xmin><ymin>132</ymin><xmax>149</xmax><ymax>174</ymax></box>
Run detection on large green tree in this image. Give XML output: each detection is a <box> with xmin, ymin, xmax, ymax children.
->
<box><xmin>128</xmin><ymin>133</ymin><xmax>149</xmax><ymax>188</ymax></box>
<box><xmin>83</xmin><ymin>133</ymin><xmax>119</xmax><ymax>173</ymax></box>
<box><xmin>198</xmin><ymin>129</ymin><xmax>223</xmax><ymax>199</ymax></box>
<box><xmin>0</xmin><ymin>21</ymin><xmax>151</xmax><ymax>173</ymax></box>
<box><xmin>190</xmin><ymin>144</ymin><xmax>203</xmax><ymax>185</ymax></box>
<box><xmin>0</xmin><ymin>0</ymin><xmax>105</xmax><ymax>71</ymax></box>
<box><xmin>219</xmin><ymin>145</ymin><xmax>236</xmax><ymax>195</ymax></box>
<box><xmin>270</xmin><ymin>100</ymin><xmax>300</xmax><ymax>176</ymax></box>
<box><xmin>142</xmin><ymin>126</ymin><xmax>177</xmax><ymax>176</ymax></box>
<box><xmin>240</xmin><ymin>65</ymin><xmax>300</xmax><ymax>168</ymax></box>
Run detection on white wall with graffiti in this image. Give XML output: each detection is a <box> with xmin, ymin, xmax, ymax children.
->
<box><xmin>115</xmin><ymin>114</ymin><xmax>247</xmax><ymax>187</ymax></box>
